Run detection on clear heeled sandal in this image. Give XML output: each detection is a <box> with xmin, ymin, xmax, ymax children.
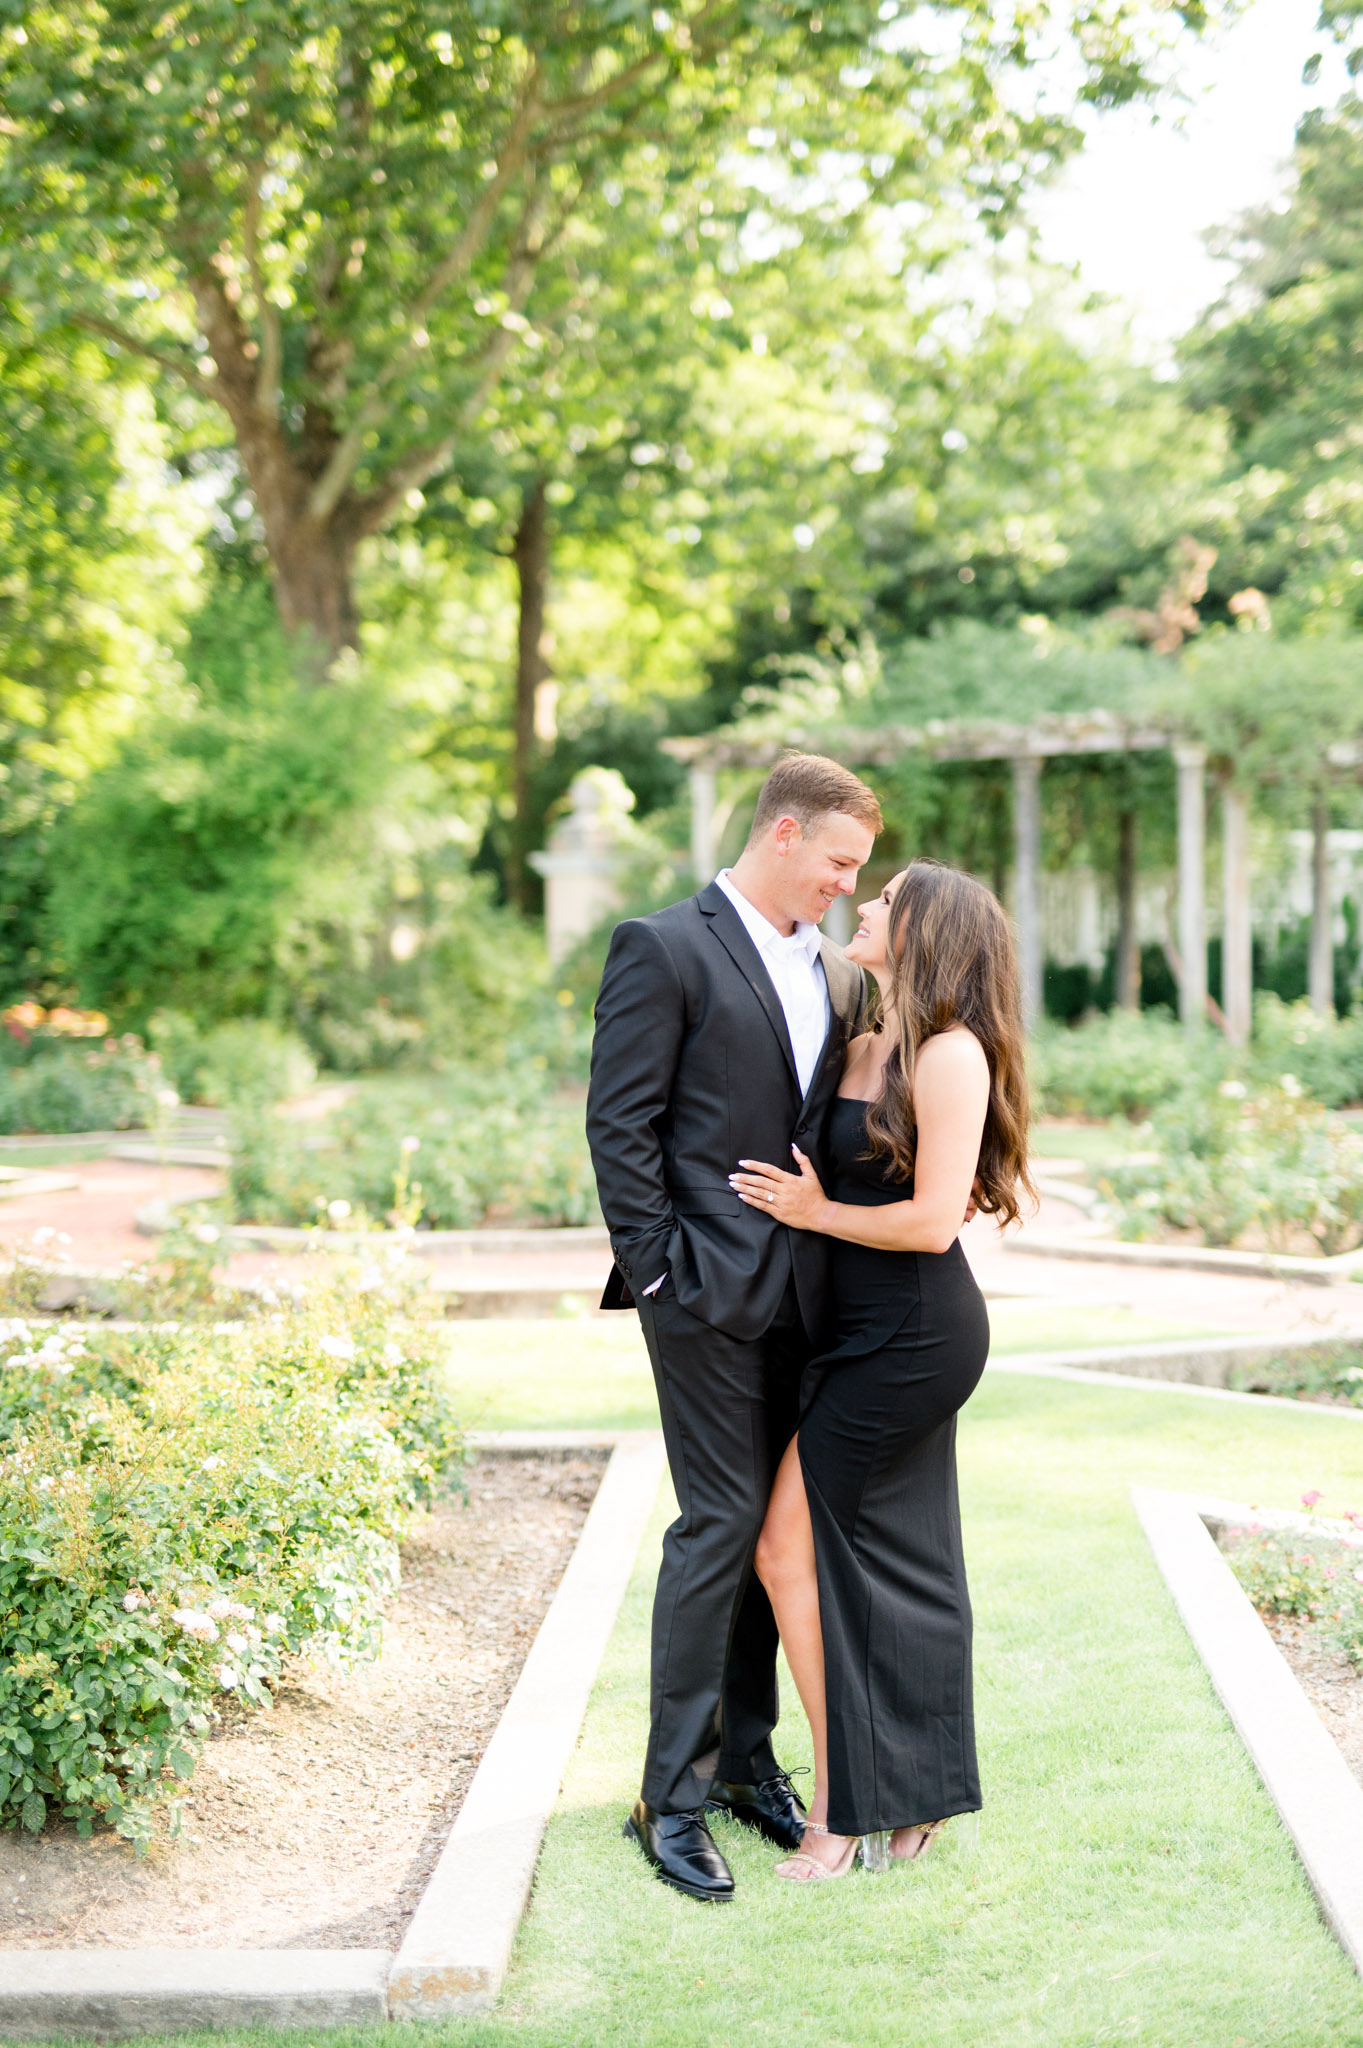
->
<box><xmin>773</xmin><ymin>1821</ymin><xmax>859</xmax><ymax>1882</ymax></box>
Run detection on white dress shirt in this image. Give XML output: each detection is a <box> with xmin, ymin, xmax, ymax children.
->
<box><xmin>641</xmin><ymin>870</ymin><xmax>833</xmax><ymax>1297</ymax></box>
<box><xmin>714</xmin><ymin>868</ymin><xmax>831</xmax><ymax>1098</ymax></box>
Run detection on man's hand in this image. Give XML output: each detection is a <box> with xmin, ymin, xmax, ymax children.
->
<box><xmin>729</xmin><ymin>1146</ymin><xmax>835</xmax><ymax>1233</ymax></box>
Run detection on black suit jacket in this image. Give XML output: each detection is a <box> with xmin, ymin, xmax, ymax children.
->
<box><xmin>585</xmin><ymin>882</ymin><xmax>866</xmax><ymax>1342</ymax></box>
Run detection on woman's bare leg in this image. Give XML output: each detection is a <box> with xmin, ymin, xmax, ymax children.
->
<box><xmin>753</xmin><ymin>1435</ymin><xmax>856</xmax><ymax>1872</ymax></box>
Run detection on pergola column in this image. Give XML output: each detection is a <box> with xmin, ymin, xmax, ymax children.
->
<box><xmin>1174</xmin><ymin>744</ymin><xmax>1207</xmax><ymax>1033</ymax></box>
<box><xmin>1310</xmin><ymin>794</ymin><xmax>1334</xmax><ymax>1016</ymax></box>
<box><xmin>1221</xmin><ymin>782</ymin><xmax>1252</xmax><ymax>1046</ymax></box>
<box><xmin>1011</xmin><ymin>754</ymin><xmax>1043</xmax><ymax>1026</ymax></box>
<box><xmin>1115</xmin><ymin>806</ymin><xmax>1140</xmax><ymax>1011</ymax></box>
<box><xmin>689</xmin><ymin>764</ymin><xmax>717</xmax><ymax>885</ymax></box>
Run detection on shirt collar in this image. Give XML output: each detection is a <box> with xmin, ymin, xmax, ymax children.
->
<box><xmin>715</xmin><ymin>869</ymin><xmax>822</xmax><ymax>963</ymax></box>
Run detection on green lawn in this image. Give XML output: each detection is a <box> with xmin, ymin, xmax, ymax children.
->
<box><xmin>451</xmin><ymin>1365</ymin><xmax>1363</xmax><ymax>2048</ymax></box>
<box><xmin>1030</xmin><ymin>1117</ymin><xmax>1144</xmax><ymax>1167</ymax></box>
<box><xmin>446</xmin><ymin>1303</ymin><xmax>1231</xmax><ymax>1433</ymax></box>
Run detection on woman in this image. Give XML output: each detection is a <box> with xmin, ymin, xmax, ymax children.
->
<box><xmin>729</xmin><ymin>860</ymin><xmax>1032</xmax><ymax>1881</ymax></box>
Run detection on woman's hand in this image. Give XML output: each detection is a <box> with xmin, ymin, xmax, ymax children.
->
<box><xmin>729</xmin><ymin>1147</ymin><xmax>835</xmax><ymax>1233</ymax></box>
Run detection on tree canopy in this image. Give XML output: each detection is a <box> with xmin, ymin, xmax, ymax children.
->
<box><xmin>2</xmin><ymin>0</ymin><xmax>1202</xmax><ymax>661</ymax></box>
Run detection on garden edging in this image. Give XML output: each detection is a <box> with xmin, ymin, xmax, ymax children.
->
<box><xmin>1133</xmin><ymin>1488</ymin><xmax>1363</xmax><ymax>1976</ymax></box>
<box><xmin>1005</xmin><ymin>1232</ymin><xmax>1363</xmax><ymax>1285</ymax></box>
<box><xmin>0</xmin><ymin>1427</ymin><xmax>666</xmax><ymax>2039</ymax></box>
<box><xmin>990</xmin><ymin>1330</ymin><xmax>1363</xmax><ymax>1391</ymax></box>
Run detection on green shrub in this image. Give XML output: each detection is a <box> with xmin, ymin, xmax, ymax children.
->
<box><xmin>0</xmin><ymin>1041</ymin><xmax>160</xmax><ymax>1135</ymax></box>
<box><xmin>46</xmin><ymin>590</ymin><xmax>400</xmax><ymax>1027</ymax></box>
<box><xmin>227</xmin><ymin>1071</ymin><xmax>598</xmax><ymax>1231</ymax></box>
<box><xmin>1029</xmin><ymin>1007</ymin><xmax>1223</xmax><ymax>1122</ymax></box>
<box><xmin>1029</xmin><ymin>995</ymin><xmax>1363</xmax><ymax>1129</ymax></box>
<box><xmin>1101</xmin><ymin>1077</ymin><xmax>1363</xmax><ymax>1253</ymax></box>
<box><xmin>1245</xmin><ymin>994</ymin><xmax>1363</xmax><ymax>1109</ymax></box>
<box><xmin>0</xmin><ymin>1275</ymin><xmax>462</xmax><ymax>1849</ymax></box>
<box><xmin>1227</xmin><ymin>1342</ymin><xmax>1363</xmax><ymax>1407</ymax></box>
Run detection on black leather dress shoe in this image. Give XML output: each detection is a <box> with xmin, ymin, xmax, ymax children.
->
<box><xmin>623</xmin><ymin>1799</ymin><xmax>735</xmax><ymax>1901</ymax></box>
<box><xmin>705</xmin><ymin>1769</ymin><xmax>808</xmax><ymax>1852</ymax></box>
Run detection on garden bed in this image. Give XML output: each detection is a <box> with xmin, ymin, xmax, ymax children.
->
<box><xmin>0</xmin><ymin>1449</ymin><xmax>603</xmax><ymax>1952</ymax></box>
<box><xmin>1262</xmin><ymin>1615</ymin><xmax>1363</xmax><ymax>1793</ymax></box>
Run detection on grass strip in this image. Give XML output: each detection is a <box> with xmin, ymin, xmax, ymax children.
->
<box><xmin>443</xmin><ymin>1307</ymin><xmax>1232</xmax><ymax>1434</ymax></box>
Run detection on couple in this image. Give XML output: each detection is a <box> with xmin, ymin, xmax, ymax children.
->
<box><xmin>585</xmin><ymin>753</ymin><xmax>1031</xmax><ymax>1895</ymax></box>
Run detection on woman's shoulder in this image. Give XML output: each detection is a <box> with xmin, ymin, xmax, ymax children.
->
<box><xmin>917</xmin><ymin>1025</ymin><xmax>989</xmax><ymax>1080</ymax></box>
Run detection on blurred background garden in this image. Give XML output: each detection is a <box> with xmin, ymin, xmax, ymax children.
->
<box><xmin>7</xmin><ymin>0</ymin><xmax>1363</xmax><ymax>1252</ymax></box>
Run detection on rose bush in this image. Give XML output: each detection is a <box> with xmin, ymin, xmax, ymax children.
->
<box><xmin>0</xmin><ymin>1271</ymin><xmax>462</xmax><ymax>1849</ymax></box>
<box><xmin>1100</xmin><ymin>1077</ymin><xmax>1363</xmax><ymax>1253</ymax></box>
<box><xmin>1224</xmin><ymin>1496</ymin><xmax>1363</xmax><ymax>1667</ymax></box>
<box><xmin>228</xmin><ymin>1077</ymin><xmax>599</xmax><ymax>1231</ymax></box>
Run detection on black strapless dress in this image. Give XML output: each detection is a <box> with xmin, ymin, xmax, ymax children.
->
<box><xmin>799</xmin><ymin>1095</ymin><xmax>988</xmax><ymax>1837</ymax></box>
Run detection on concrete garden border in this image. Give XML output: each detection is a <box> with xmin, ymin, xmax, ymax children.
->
<box><xmin>1006</xmin><ymin>1230</ymin><xmax>1363</xmax><ymax>1286</ymax></box>
<box><xmin>1133</xmin><ymin>1487</ymin><xmax>1363</xmax><ymax>1975</ymax></box>
<box><xmin>0</xmin><ymin>1428</ymin><xmax>666</xmax><ymax>2038</ymax></box>
<box><xmin>988</xmin><ymin>1328</ymin><xmax>1363</xmax><ymax>1391</ymax></box>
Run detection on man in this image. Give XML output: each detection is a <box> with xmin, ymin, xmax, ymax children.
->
<box><xmin>585</xmin><ymin>752</ymin><xmax>882</xmax><ymax>1901</ymax></box>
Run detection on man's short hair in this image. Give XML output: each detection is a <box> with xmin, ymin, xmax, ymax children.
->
<box><xmin>747</xmin><ymin>752</ymin><xmax>883</xmax><ymax>845</ymax></box>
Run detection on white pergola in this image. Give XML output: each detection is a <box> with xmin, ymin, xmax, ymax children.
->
<box><xmin>664</xmin><ymin>712</ymin><xmax>1354</xmax><ymax>1038</ymax></box>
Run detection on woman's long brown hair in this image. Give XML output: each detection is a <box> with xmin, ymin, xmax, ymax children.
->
<box><xmin>862</xmin><ymin>860</ymin><xmax>1035</xmax><ymax>1226</ymax></box>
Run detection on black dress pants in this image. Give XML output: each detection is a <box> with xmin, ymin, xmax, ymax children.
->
<box><xmin>635</xmin><ymin>1275</ymin><xmax>812</xmax><ymax>1814</ymax></box>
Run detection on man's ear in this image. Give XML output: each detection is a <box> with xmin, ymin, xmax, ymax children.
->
<box><xmin>772</xmin><ymin>815</ymin><xmax>802</xmax><ymax>858</ymax></box>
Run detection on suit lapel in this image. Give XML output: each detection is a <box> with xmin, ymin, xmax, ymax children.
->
<box><xmin>698</xmin><ymin>883</ymin><xmax>799</xmax><ymax>1086</ymax></box>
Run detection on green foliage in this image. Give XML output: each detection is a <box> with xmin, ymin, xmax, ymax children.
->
<box><xmin>46</xmin><ymin>590</ymin><xmax>401</xmax><ymax>1024</ymax></box>
<box><xmin>0</xmin><ymin>0</ymin><xmax>1176</xmax><ymax>681</ymax></box>
<box><xmin>1182</xmin><ymin>97</ymin><xmax>1363</xmax><ymax>631</ymax></box>
<box><xmin>0</xmin><ymin>306</ymin><xmax>201</xmax><ymax>772</ymax></box>
<box><xmin>1228</xmin><ymin>1341</ymin><xmax>1363</xmax><ymax>1408</ymax></box>
<box><xmin>0</xmin><ymin>1038</ymin><xmax>163</xmax><ymax>1136</ymax></box>
<box><xmin>1169</xmin><ymin>631</ymin><xmax>1363</xmax><ymax>798</ymax></box>
<box><xmin>228</xmin><ymin>1067</ymin><xmax>598</xmax><ymax>1232</ymax></box>
<box><xmin>1102</xmin><ymin>1076</ymin><xmax>1363</xmax><ymax>1254</ymax></box>
<box><xmin>1030</xmin><ymin>995</ymin><xmax>1363</xmax><ymax>1131</ymax></box>
<box><xmin>149</xmin><ymin>1013</ymin><xmax>316</xmax><ymax>1111</ymax></box>
<box><xmin>1029</xmin><ymin>1008</ymin><xmax>1213</xmax><ymax>1122</ymax></box>
<box><xmin>0</xmin><ymin>1276</ymin><xmax>463</xmax><ymax>1849</ymax></box>
<box><xmin>1248</xmin><ymin>993</ymin><xmax>1363</xmax><ymax>1109</ymax></box>
<box><xmin>1223</xmin><ymin>1510</ymin><xmax>1363</xmax><ymax>1668</ymax></box>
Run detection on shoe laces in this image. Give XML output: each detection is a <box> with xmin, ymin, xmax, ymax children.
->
<box><xmin>761</xmin><ymin>1766</ymin><xmax>809</xmax><ymax>1801</ymax></box>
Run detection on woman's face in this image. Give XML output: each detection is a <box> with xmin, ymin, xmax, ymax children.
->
<box><xmin>844</xmin><ymin>871</ymin><xmax>907</xmax><ymax>971</ymax></box>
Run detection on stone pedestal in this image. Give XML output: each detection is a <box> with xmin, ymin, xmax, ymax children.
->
<box><xmin>529</xmin><ymin>769</ymin><xmax>638</xmax><ymax>967</ymax></box>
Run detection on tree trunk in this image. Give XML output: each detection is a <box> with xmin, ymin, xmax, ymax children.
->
<box><xmin>268</xmin><ymin>522</ymin><xmax>362</xmax><ymax>666</ymax></box>
<box><xmin>1115</xmin><ymin>806</ymin><xmax>1140</xmax><ymax>1011</ymax></box>
<box><xmin>508</xmin><ymin>476</ymin><xmax>549</xmax><ymax>910</ymax></box>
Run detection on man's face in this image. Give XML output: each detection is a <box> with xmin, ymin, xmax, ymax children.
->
<box><xmin>775</xmin><ymin>810</ymin><xmax>877</xmax><ymax>926</ymax></box>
